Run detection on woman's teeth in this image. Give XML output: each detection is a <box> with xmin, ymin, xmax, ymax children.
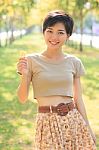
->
<box><xmin>50</xmin><ymin>41</ymin><xmax>59</xmax><ymax>45</ymax></box>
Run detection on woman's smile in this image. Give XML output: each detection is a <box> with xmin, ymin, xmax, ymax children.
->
<box><xmin>49</xmin><ymin>40</ymin><xmax>60</xmax><ymax>46</ymax></box>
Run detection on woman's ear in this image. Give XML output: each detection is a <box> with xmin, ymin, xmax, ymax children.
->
<box><xmin>65</xmin><ymin>35</ymin><xmax>70</xmax><ymax>42</ymax></box>
<box><xmin>67</xmin><ymin>34</ymin><xmax>70</xmax><ymax>38</ymax></box>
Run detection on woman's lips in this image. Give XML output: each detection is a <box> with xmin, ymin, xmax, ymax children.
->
<box><xmin>49</xmin><ymin>41</ymin><xmax>59</xmax><ymax>45</ymax></box>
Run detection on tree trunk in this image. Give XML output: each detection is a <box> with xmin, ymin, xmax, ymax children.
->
<box><xmin>0</xmin><ymin>29</ymin><xmax>1</xmax><ymax>47</ymax></box>
<box><xmin>9</xmin><ymin>17</ymin><xmax>14</xmax><ymax>44</ymax></box>
<box><xmin>80</xmin><ymin>8</ymin><xmax>83</xmax><ymax>52</ymax></box>
<box><xmin>90</xmin><ymin>20</ymin><xmax>93</xmax><ymax>48</ymax></box>
<box><xmin>66</xmin><ymin>0</ymin><xmax>69</xmax><ymax>11</ymax></box>
<box><xmin>0</xmin><ymin>35</ymin><xmax>1</xmax><ymax>47</ymax></box>
<box><xmin>5</xmin><ymin>22</ymin><xmax>8</xmax><ymax>46</ymax></box>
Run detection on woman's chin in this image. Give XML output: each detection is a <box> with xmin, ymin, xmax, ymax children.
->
<box><xmin>47</xmin><ymin>44</ymin><xmax>60</xmax><ymax>50</ymax></box>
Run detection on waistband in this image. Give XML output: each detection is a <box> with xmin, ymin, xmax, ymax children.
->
<box><xmin>38</xmin><ymin>102</ymin><xmax>75</xmax><ymax>116</ymax></box>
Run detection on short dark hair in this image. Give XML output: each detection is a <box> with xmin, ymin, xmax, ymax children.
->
<box><xmin>42</xmin><ymin>10</ymin><xmax>74</xmax><ymax>36</ymax></box>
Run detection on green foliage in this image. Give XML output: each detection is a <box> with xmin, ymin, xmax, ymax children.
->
<box><xmin>0</xmin><ymin>0</ymin><xmax>35</xmax><ymax>33</ymax></box>
<box><xmin>76</xmin><ymin>0</ymin><xmax>87</xmax><ymax>9</ymax></box>
<box><xmin>0</xmin><ymin>0</ymin><xmax>99</xmax><ymax>34</ymax></box>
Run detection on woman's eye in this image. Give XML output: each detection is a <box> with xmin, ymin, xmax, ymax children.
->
<box><xmin>47</xmin><ymin>30</ymin><xmax>52</xmax><ymax>33</ymax></box>
<box><xmin>58</xmin><ymin>32</ymin><xmax>64</xmax><ymax>34</ymax></box>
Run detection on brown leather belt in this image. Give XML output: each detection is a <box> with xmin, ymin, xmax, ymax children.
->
<box><xmin>38</xmin><ymin>102</ymin><xmax>75</xmax><ymax>116</ymax></box>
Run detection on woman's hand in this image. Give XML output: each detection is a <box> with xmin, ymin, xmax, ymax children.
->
<box><xmin>17</xmin><ymin>57</ymin><xmax>28</xmax><ymax>75</ymax></box>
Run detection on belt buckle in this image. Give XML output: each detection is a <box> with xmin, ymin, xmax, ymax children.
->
<box><xmin>50</xmin><ymin>105</ymin><xmax>53</xmax><ymax>113</ymax></box>
<box><xmin>56</xmin><ymin>103</ymin><xmax>69</xmax><ymax>116</ymax></box>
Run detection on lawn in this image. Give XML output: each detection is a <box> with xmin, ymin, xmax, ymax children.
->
<box><xmin>0</xmin><ymin>33</ymin><xmax>99</xmax><ymax>150</ymax></box>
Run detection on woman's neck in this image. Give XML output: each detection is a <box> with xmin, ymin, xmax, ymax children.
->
<box><xmin>42</xmin><ymin>49</ymin><xmax>64</xmax><ymax>59</ymax></box>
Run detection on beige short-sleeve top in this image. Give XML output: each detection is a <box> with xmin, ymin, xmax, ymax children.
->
<box><xmin>27</xmin><ymin>53</ymin><xmax>85</xmax><ymax>99</ymax></box>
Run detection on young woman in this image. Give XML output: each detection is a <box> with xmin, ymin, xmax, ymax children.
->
<box><xmin>17</xmin><ymin>10</ymin><xmax>96</xmax><ymax>150</ymax></box>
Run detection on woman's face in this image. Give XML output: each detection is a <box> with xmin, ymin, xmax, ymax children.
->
<box><xmin>43</xmin><ymin>22</ymin><xmax>69</xmax><ymax>50</ymax></box>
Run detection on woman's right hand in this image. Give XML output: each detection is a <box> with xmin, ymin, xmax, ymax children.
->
<box><xmin>17</xmin><ymin>57</ymin><xmax>28</xmax><ymax>75</ymax></box>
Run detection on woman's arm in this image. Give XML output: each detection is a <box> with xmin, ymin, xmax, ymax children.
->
<box><xmin>73</xmin><ymin>77</ymin><xmax>96</xmax><ymax>144</ymax></box>
<box><xmin>17</xmin><ymin>73</ymin><xmax>31</xmax><ymax>104</ymax></box>
<box><xmin>17</xmin><ymin>57</ymin><xmax>31</xmax><ymax>104</ymax></box>
<box><xmin>73</xmin><ymin>77</ymin><xmax>89</xmax><ymax>124</ymax></box>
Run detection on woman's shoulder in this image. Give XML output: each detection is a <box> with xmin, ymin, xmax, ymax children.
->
<box><xmin>26</xmin><ymin>52</ymin><xmax>39</xmax><ymax>58</ymax></box>
<box><xmin>67</xmin><ymin>54</ymin><xmax>85</xmax><ymax>76</ymax></box>
<box><xmin>66</xmin><ymin>54</ymin><xmax>81</xmax><ymax>62</ymax></box>
<box><xmin>26</xmin><ymin>53</ymin><xmax>40</xmax><ymax>62</ymax></box>
<box><xmin>26</xmin><ymin>53</ymin><xmax>40</xmax><ymax>66</ymax></box>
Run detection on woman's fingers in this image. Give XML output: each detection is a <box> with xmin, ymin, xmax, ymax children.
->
<box><xmin>17</xmin><ymin>57</ymin><xmax>28</xmax><ymax>75</ymax></box>
<box><xmin>19</xmin><ymin>57</ymin><xmax>27</xmax><ymax>61</ymax></box>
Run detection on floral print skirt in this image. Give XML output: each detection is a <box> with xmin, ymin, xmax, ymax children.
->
<box><xmin>35</xmin><ymin>108</ymin><xmax>96</xmax><ymax>150</ymax></box>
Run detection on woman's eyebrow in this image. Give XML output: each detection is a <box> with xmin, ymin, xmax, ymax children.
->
<box><xmin>58</xmin><ymin>29</ymin><xmax>65</xmax><ymax>32</ymax></box>
<box><xmin>47</xmin><ymin>27</ymin><xmax>53</xmax><ymax>30</ymax></box>
<box><xmin>47</xmin><ymin>27</ymin><xmax>65</xmax><ymax>32</ymax></box>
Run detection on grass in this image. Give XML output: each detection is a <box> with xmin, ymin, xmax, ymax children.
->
<box><xmin>0</xmin><ymin>33</ymin><xmax>99</xmax><ymax>150</ymax></box>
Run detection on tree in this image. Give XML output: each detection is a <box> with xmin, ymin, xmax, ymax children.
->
<box><xmin>35</xmin><ymin>0</ymin><xmax>60</xmax><ymax>24</ymax></box>
<box><xmin>0</xmin><ymin>0</ymin><xmax>35</xmax><ymax>46</ymax></box>
<box><xmin>75</xmin><ymin>0</ymin><xmax>99</xmax><ymax>51</ymax></box>
<box><xmin>57</xmin><ymin>0</ymin><xmax>99</xmax><ymax>51</ymax></box>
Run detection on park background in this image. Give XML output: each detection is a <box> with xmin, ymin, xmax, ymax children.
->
<box><xmin>0</xmin><ymin>0</ymin><xmax>99</xmax><ymax>149</ymax></box>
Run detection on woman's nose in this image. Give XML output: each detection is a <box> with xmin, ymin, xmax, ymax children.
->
<box><xmin>51</xmin><ymin>33</ymin><xmax>59</xmax><ymax>40</ymax></box>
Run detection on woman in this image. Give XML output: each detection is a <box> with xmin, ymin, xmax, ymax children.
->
<box><xmin>17</xmin><ymin>10</ymin><xmax>96</xmax><ymax>150</ymax></box>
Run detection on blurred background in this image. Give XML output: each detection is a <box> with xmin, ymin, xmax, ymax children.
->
<box><xmin>0</xmin><ymin>0</ymin><xmax>99</xmax><ymax>50</ymax></box>
<box><xmin>0</xmin><ymin>0</ymin><xmax>99</xmax><ymax>150</ymax></box>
